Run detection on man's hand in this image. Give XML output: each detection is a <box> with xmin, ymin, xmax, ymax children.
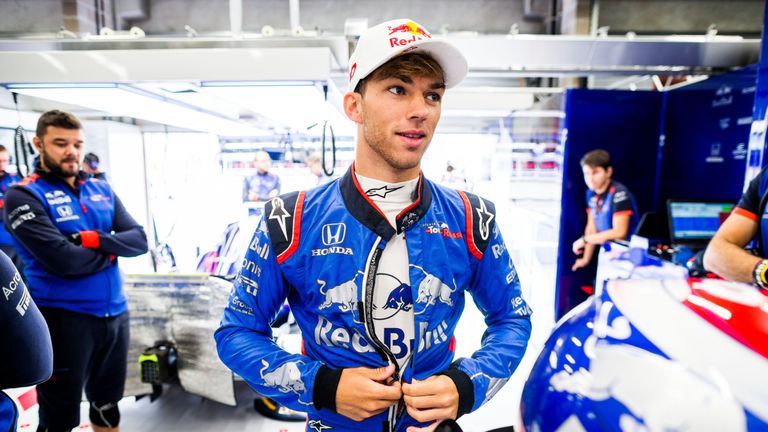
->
<box><xmin>572</xmin><ymin>236</ymin><xmax>585</xmax><ymax>255</ymax></box>
<box><xmin>247</xmin><ymin>191</ymin><xmax>259</xmax><ymax>202</ymax></box>
<box><xmin>402</xmin><ymin>375</ymin><xmax>459</xmax><ymax>432</ymax></box>
<box><xmin>335</xmin><ymin>363</ymin><xmax>402</xmax><ymax>421</ymax></box>
<box><xmin>67</xmin><ymin>232</ymin><xmax>82</xmax><ymax>246</ymax></box>
<box><xmin>572</xmin><ymin>256</ymin><xmax>590</xmax><ymax>271</ymax></box>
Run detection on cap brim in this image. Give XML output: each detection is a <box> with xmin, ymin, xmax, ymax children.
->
<box><xmin>410</xmin><ymin>38</ymin><xmax>468</xmax><ymax>89</ymax></box>
<box><xmin>348</xmin><ymin>38</ymin><xmax>468</xmax><ymax>92</ymax></box>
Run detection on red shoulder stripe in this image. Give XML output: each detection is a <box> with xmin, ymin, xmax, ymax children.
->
<box><xmin>276</xmin><ymin>191</ymin><xmax>306</xmax><ymax>265</ymax></box>
<box><xmin>458</xmin><ymin>191</ymin><xmax>483</xmax><ymax>260</ymax></box>
<box><xmin>18</xmin><ymin>173</ymin><xmax>40</xmax><ymax>186</ymax></box>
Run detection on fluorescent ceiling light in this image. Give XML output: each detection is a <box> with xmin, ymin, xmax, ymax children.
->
<box><xmin>509</xmin><ymin>110</ymin><xmax>565</xmax><ymax>118</ymax></box>
<box><xmin>5</xmin><ymin>83</ymin><xmax>270</xmax><ymax>137</ymax></box>
<box><xmin>442</xmin><ymin>109</ymin><xmax>512</xmax><ymax>118</ymax></box>
<box><xmin>442</xmin><ymin>88</ymin><xmax>535</xmax><ymax>112</ymax></box>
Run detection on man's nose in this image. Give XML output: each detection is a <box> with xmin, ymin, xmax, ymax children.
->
<box><xmin>407</xmin><ymin>95</ymin><xmax>429</xmax><ymax>120</ymax></box>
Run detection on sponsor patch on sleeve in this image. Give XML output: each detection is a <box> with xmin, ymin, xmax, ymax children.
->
<box><xmin>264</xmin><ymin>191</ymin><xmax>305</xmax><ymax>264</ymax></box>
<box><xmin>459</xmin><ymin>191</ymin><xmax>497</xmax><ymax>258</ymax></box>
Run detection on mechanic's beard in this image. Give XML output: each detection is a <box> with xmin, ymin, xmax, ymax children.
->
<box><xmin>42</xmin><ymin>151</ymin><xmax>79</xmax><ymax>178</ymax></box>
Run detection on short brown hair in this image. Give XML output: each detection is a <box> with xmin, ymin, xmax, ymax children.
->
<box><xmin>36</xmin><ymin>110</ymin><xmax>82</xmax><ymax>139</ymax></box>
<box><xmin>305</xmin><ymin>152</ymin><xmax>321</xmax><ymax>165</ymax></box>
<box><xmin>355</xmin><ymin>52</ymin><xmax>445</xmax><ymax>95</ymax></box>
<box><xmin>580</xmin><ymin>149</ymin><xmax>612</xmax><ymax>169</ymax></box>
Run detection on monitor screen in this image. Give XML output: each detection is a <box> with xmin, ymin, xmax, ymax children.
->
<box><xmin>668</xmin><ymin>201</ymin><xmax>735</xmax><ymax>242</ymax></box>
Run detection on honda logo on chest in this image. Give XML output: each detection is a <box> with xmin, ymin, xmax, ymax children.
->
<box><xmin>322</xmin><ymin>223</ymin><xmax>346</xmax><ymax>246</ymax></box>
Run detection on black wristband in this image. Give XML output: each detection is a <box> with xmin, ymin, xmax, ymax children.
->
<box><xmin>313</xmin><ymin>365</ymin><xmax>342</xmax><ymax>412</ymax></box>
<box><xmin>436</xmin><ymin>362</ymin><xmax>474</xmax><ymax>418</ymax></box>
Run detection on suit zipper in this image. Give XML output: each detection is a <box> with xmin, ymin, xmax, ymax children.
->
<box><xmin>360</xmin><ymin>236</ymin><xmax>400</xmax><ymax>432</ymax></box>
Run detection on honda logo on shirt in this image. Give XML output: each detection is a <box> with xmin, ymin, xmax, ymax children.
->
<box><xmin>56</xmin><ymin>205</ymin><xmax>73</xmax><ymax>217</ymax></box>
<box><xmin>322</xmin><ymin>223</ymin><xmax>346</xmax><ymax>246</ymax></box>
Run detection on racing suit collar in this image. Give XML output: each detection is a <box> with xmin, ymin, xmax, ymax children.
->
<box><xmin>340</xmin><ymin>164</ymin><xmax>432</xmax><ymax>238</ymax></box>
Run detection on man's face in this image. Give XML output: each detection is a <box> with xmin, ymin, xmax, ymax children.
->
<box><xmin>35</xmin><ymin>126</ymin><xmax>83</xmax><ymax>178</ymax></box>
<box><xmin>255</xmin><ymin>153</ymin><xmax>272</xmax><ymax>173</ymax></box>
<box><xmin>582</xmin><ymin>164</ymin><xmax>612</xmax><ymax>192</ymax></box>
<box><xmin>350</xmin><ymin>74</ymin><xmax>444</xmax><ymax>178</ymax></box>
<box><xmin>0</xmin><ymin>151</ymin><xmax>10</xmax><ymax>172</ymax></box>
<box><xmin>82</xmin><ymin>160</ymin><xmax>96</xmax><ymax>174</ymax></box>
<box><xmin>308</xmin><ymin>161</ymin><xmax>322</xmax><ymax>177</ymax></box>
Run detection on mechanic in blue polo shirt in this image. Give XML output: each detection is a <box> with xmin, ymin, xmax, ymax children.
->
<box><xmin>572</xmin><ymin>149</ymin><xmax>639</xmax><ymax>271</ymax></box>
<box><xmin>0</xmin><ymin>145</ymin><xmax>22</xmax><ymax>269</ymax></box>
<box><xmin>242</xmin><ymin>150</ymin><xmax>281</xmax><ymax>202</ymax></box>
<box><xmin>4</xmin><ymin>110</ymin><xmax>148</xmax><ymax>432</ymax></box>
<box><xmin>704</xmin><ymin>164</ymin><xmax>768</xmax><ymax>289</ymax></box>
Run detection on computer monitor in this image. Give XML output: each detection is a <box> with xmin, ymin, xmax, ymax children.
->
<box><xmin>667</xmin><ymin>200</ymin><xmax>735</xmax><ymax>245</ymax></box>
<box><xmin>635</xmin><ymin>211</ymin><xmax>670</xmax><ymax>241</ymax></box>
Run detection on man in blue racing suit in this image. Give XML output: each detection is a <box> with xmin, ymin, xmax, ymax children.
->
<box><xmin>216</xmin><ymin>18</ymin><xmax>532</xmax><ymax>432</ymax></box>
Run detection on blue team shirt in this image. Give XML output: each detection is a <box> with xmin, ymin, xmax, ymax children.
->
<box><xmin>0</xmin><ymin>172</ymin><xmax>21</xmax><ymax>246</ymax></box>
<box><xmin>586</xmin><ymin>180</ymin><xmax>639</xmax><ymax>234</ymax></box>
<box><xmin>242</xmin><ymin>171</ymin><xmax>281</xmax><ymax>202</ymax></box>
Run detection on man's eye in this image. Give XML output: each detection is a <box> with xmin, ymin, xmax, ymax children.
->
<box><xmin>388</xmin><ymin>86</ymin><xmax>405</xmax><ymax>95</ymax></box>
<box><xmin>427</xmin><ymin>93</ymin><xmax>442</xmax><ymax>102</ymax></box>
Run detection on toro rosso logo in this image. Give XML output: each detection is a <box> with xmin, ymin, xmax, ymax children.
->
<box><xmin>388</xmin><ymin>21</ymin><xmax>431</xmax><ymax>48</ymax></box>
<box><xmin>424</xmin><ymin>222</ymin><xmax>463</xmax><ymax>239</ymax></box>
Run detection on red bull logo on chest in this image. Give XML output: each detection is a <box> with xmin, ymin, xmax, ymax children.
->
<box><xmin>388</xmin><ymin>21</ymin><xmax>431</xmax><ymax>48</ymax></box>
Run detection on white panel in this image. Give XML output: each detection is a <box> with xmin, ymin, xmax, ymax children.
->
<box><xmin>0</xmin><ymin>47</ymin><xmax>333</xmax><ymax>83</ymax></box>
<box><xmin>442</xmin><ymin>88</ymin><xmax>535</xmax><ymax>112</ymax></box>
<box><xmin>82</xmin><ymin>120</ymin><xmax>152</xmax><ymax>273</ymax></box>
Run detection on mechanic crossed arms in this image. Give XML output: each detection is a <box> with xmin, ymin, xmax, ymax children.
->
<box><xmin>215</xmin><ymin>18</ymin><xmax>532</xmax><ymax>432</ymax></box>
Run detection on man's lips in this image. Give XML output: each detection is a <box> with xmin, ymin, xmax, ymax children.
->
<box><xmin>396</xmin><ymin>130</ymin><xmax>426</xmax><ymax>139</ymax></box>
<box><xmin>396</xmin><ymin>131</ymin><xmax>427</xmax><ymax>148</ymax></box>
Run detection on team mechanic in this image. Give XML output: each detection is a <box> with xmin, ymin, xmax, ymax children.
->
<box><xmin>705</xmin><ymin>163</ymin><xmax>768</xmax><ymax>288</ymax></box>
<box><xmin>4</xmin><ymin>110</ymin><xmax>148</xmax><ymax>432</ymax></box>
<box><xmin>216</xmin><ymin>19</ymin><xmax>532</xmax><ymax>432</ymax></box>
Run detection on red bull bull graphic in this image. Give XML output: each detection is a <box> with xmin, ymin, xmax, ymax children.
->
<box><xmin>387</xmin><ymin>21</ymin><xmax>432</xmax><ymax>48</ymax></box>
<box><xmin>317</xmin><ymin>271</ymin><xmax>363</xmax><ymax>312</ymax></box>
<box><xmin>372</xmin><ymin>273</ymin><xmax>414</xmax><ymax>321</ymax></box>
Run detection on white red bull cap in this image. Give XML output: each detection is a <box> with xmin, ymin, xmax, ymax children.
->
<box><xmin>348</xmin><ymin>18</ymin><xmax>468</xmax><ymax>93</ymax></box>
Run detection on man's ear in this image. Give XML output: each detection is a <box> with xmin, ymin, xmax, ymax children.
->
<box><xmin>606</xmin><ymin>166</ymin><xmax>613</xmax><ymax>178</ymax></box>
<box><xmin>32</xmin><ymin>136</ymin><xmax>43</xmax><ymax>153</ymax></box>
<box><xmin>343</xmin><ymin>92</ymin><xmax>363</xmax><ymax>124</ymax></box>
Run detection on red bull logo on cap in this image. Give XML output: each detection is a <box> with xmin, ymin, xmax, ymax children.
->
<box><xmin>387</xmin><ymin>21</ymin><xmax>431</xmax><ymax>48</ymax></box>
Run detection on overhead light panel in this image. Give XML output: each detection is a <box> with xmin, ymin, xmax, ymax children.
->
<box><xmin>4</xmin><ymin>83</ymin><xmax>270</xmax><ymax>137</ymax></box>
<box><xmin>200</xmin><ymin>80</ymin><xmax>354</xmax><ymax>136</ymax></box>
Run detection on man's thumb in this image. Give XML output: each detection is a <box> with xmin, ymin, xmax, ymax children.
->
<box><xmin>371</xmin><ymin>363</ymin><xmax>395</xmax><ymax>380</ymax></box>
